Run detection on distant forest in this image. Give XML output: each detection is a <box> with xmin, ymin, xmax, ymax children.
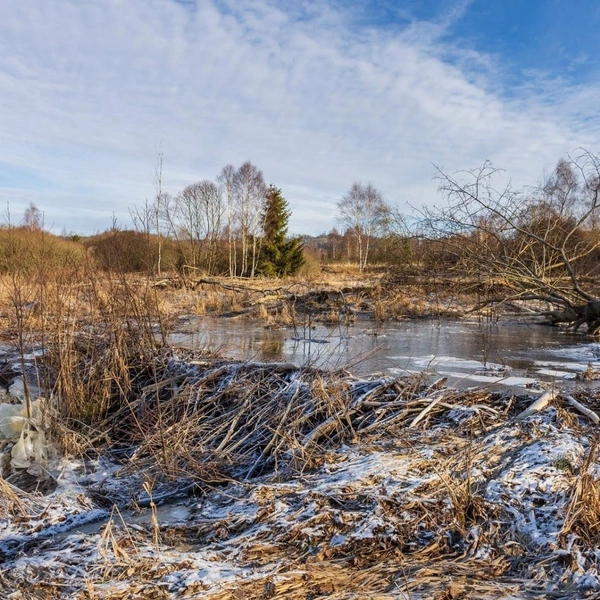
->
<box><xmin>7</xmin><ymin>159</ymin><xmax>412</xmax><ymax>278</ymax></box>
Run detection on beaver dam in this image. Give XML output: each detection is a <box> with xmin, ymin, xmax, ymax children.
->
<box><xmin>1</xmin><ymin>350</ymin><xmax>600</xmax><ymax>599</ymax></box>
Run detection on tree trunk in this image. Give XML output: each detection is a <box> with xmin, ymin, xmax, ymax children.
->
<box><xmin>548</xmin><ymin>300</ymin><xmax>600</xmax><ymax>334</ymax></box>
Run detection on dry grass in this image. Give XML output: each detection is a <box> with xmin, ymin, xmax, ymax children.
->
<box><xmin>560</xmin><ymin>437</ymin><xmax>600</xmax><ymax>545</ymax></box>
<box><xmin>0</xmin><ymin>477</ymin><xmax>29</xmax><ymax>519</ymax></box>
<box><xmin>0</xmin><ymin>267</ymin><xmax>479</xmax><ymax>355</ymax></box>
<box><xmin>2</xmin><ymin>238</ymin><xmax>600</xmax><ymax>598</ymax></box>
<box><xmin>81</xmin><ymin>359</ymin><xmax>516</xmax><ymax>502</ymax></box>
<box><xmin>3</xmin><ymin>365</ymin><xmax>600</xmax><ymax>598</ymax></box>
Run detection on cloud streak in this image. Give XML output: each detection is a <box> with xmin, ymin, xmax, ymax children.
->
<box><xmin>1</xmin><ymin>0</ymin><xmax>599</xmax><ymax>234</ymax></box>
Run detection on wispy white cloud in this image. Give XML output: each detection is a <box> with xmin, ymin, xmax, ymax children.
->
<box><xmin>0</xmin><ymin>0</ymin><xmax>599</xmax><ymax>234</ymax></box>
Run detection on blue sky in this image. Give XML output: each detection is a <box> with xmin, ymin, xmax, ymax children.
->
<box><xmin>1</xmin><ymin>0</ymin><xmax>600</xmax><ymax>235</ymax></box>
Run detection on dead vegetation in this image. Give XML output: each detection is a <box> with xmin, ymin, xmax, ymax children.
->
<box><xmin>0</xmin><ymin>265</ymin><xmax>502</xmax><ymax>345</ymax></box>
<box><xmin>1</xmin><ymin>229</ymin><xmax>600</xmax><ymax>597</ymax></box>
<box><xmin>3</xmin><ymin>346</ymin><xmax>600</xmax><ymax>597</ymax></box>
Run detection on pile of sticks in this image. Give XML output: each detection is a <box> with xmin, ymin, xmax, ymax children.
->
<box><xmin>97</xmin><ymin>353</ymin><xmax>563</xmax><ymax>487</ymax></box>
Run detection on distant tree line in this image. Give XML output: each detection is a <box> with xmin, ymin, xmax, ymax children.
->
<box><xmin>126</xmin><ymin>159</ymin><xmax>304</xmax><ymax>278</ymax></box>
<box><xmin>8</xmin><ymin>149</ymin><xmax>600</xmax><ymax>334</ymax></box>
<box><xmin>8</xmin><ymin>166</ymin><xmax>409</xmax><ymax>278</ymax></box>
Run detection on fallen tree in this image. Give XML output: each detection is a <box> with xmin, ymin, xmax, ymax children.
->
<box><xmin>423</xmin><ymin>150</ymin><xmax>600</xmax><ymax>333</ymax></box>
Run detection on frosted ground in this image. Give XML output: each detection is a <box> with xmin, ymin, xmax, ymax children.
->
<box><xmin>2</xmin><ymin>352</ymin><xmax>600</xmax><ymax>599</ymax></box>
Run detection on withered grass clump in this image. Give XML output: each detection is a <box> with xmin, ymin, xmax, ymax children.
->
<box><xmin>0</xmin><ymin>477</ymin><xmax>27</xmax><ymax>519</ymax></box>
<box><xmin>0</xmin><ymin>233</ymin><xmax>169</xmax><ymax>437</ymax></box>
<box><xmin>93</xmin><ymin>361</ymin><xmax>404</xmax><ymax>482</ymax></box>
<box><xmin>560</xmin><ymin>438</ymin><xmax>600</xmax><ymax>545</ymax></box>
<box><xmin>49</xmin><ymin>275</ymin><xmax>164</xmax><ymax>426</ymax></box>
<box><xmin>0</xmin><ymin>477</ymin><xmax>47</xmax><ymax>521</ymax></box>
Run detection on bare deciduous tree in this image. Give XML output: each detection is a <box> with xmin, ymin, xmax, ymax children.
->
<box><xmin>153</xmin><ymin>148</ymin><xmax>165</xmax><ymax>276</ymax></box>
<box><xmin>234</xmin><ymin>162</ymin><xmax>267</xmax><ymax>277</ymax></box>
<box><xmin>23</xmin><ymin>202</ymin><xmax>42</xmax><ymax>230</ymax></box>
<box><xmin>200</xmin><ymin>180</ymin><xmax>224</xmax><ymax>274</ymax></box>
<box><xmin>218</xmin><ymin>164</ymin><xmax>237</xmax><ymax>277</ymax></box>
<box><xmin>175</xmin><ymin>183</ymin><xmax>204</xmax><ymax>268</ymax></box>
<box><xmin>130</xmin><ymin>147</ymin><xmax>175</xmax><ymax>276</ymax></box>
<box><xmin>424</xmin><ymin>150</ymin><xmax>600</xmax><ymax>333</ymax></box>
<box><xmin>337</xmin><ymin>182</ymin><xmax>389</xmax><ymax>271</ymax></box>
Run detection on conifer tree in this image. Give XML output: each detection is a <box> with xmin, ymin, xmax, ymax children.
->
<box><xmin>258</xmin><ymin>186</ymin><xmax>304</xmax><ymax>277</ymax></box>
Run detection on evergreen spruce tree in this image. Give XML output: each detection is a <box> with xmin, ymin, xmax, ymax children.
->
<box><xmin>258</xmin><ymin>185</ymin><xmax>304</xmax><ymax>277</ymax></box>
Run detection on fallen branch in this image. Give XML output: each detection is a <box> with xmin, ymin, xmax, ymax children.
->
<box><xmin>514</xmin><ymin>391</ymin><xmax>557</xmax><ymax>421</ymax></box>
<box><xmin>564</xmin><ymin>394</ymin><xmax>600</xmax><ymax>424</ymax></box>
<box><xmin>409</xmin><ymin>392</ymin><xmax>446</xmax><ymax>428</ymax></box>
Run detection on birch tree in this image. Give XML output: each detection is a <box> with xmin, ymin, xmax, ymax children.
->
<box><xmin>234</xmin><ymin>162</ymin><xmax>267</xmax><ymax>277</ymax></box>
<box><xmin>337</xmin><ymin>182</ymin><xmax>389</xmax><ymax>271</ymax></box>
<box><xmin>174</xmin><ymin>181</ymin><xmax>224</xmax><ymax>273</ymax></box>
<box><xmin>218</xmin><ymin>164</ymin><xmax>237</xmax><ymax>277</ymax></box>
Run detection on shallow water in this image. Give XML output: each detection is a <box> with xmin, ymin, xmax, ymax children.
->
<box><xmin>170</xmin><ymin>317</ymin><xmax>600</xmax><ymax>390</ymax></box>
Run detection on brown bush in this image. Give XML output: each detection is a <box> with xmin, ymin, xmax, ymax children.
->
<box><xmin>0</xmin><ymin>226</ymin><xmax>85</xmax><ymax>275</ymax></box>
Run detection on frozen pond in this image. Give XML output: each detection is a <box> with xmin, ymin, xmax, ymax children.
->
<box><xmin>170</xmin><ymin>317</ymin><xmax>600</xmax><ymax>390</ymax></box>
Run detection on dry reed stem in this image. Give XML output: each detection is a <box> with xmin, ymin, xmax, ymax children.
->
<box><xmin>0</xmin><ymin>476</ymin><xmax>29</xmax><ymax>519</ymax></box>
<box><xmin>560</xmin><ymin>437</ymin><xmax>600</xmax><ymax>546</ymax></box>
